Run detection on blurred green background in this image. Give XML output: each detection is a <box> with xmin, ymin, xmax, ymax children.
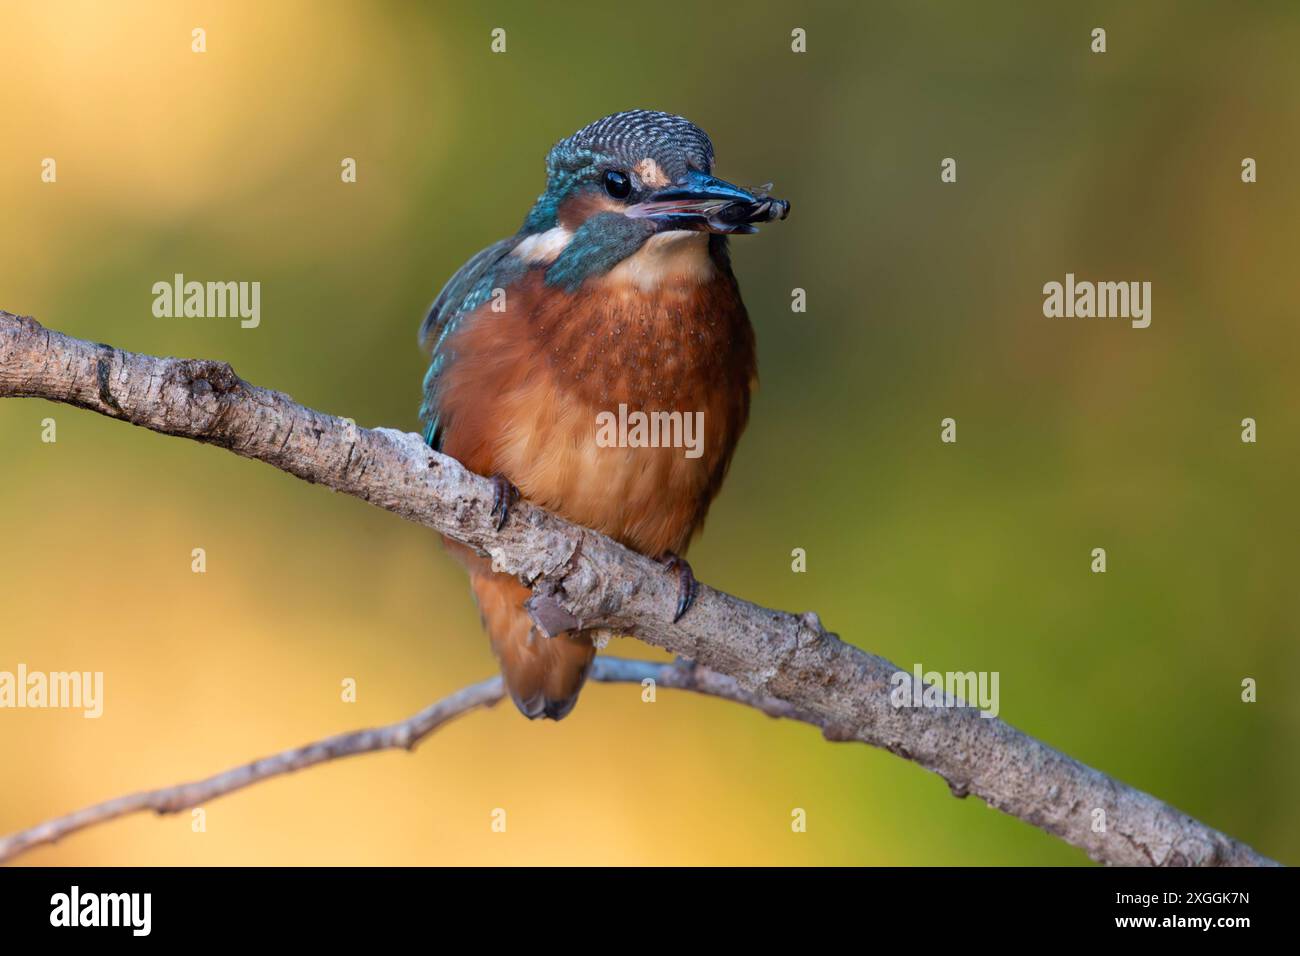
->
<box><xmin>1</xmin><ymin>0</ymin><xmax>1296</xmax><ymax>865</ymax></box>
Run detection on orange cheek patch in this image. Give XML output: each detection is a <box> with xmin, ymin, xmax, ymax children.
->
<box><xmin>557</xmin><ymin>191</ymin><xmax>625</xmax><ymax>231</ymax></box>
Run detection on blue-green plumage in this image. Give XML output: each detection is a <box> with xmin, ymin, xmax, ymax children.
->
<box><xmin>418</xmin><ymin>235</ymin><xmax>522</xmax><ymax>447</ymax></box>
<box><xmin>543</xmin><ymin>213</ymin><xmax>651</xmax><ymax>293</ymax></box>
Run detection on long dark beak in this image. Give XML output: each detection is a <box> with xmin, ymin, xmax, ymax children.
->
<box><xmin>626</xmin><ymin>168</ymin><xmax>790</xmax><ymax>235</ymax></box>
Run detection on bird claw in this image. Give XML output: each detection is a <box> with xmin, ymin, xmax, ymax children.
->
<box><xmin>489</xmin><ymin>473</ymin><xmax>520</xmax><ymax>531</ymax></box>
<box><xmin>660</xmin><ymin>551</ymin><xmax>699</xmax><ymax>624</ymax></box>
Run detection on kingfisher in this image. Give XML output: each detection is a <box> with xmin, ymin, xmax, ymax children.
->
<box><xmin>418</xmin><ymin>109</ymin><xmax>788</xmax><ymax>720</ymax></box>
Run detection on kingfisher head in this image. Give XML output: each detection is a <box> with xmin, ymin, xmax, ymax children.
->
<box><xmin>520</xmin><ymin>110</ymin><xmax>789</xmax><ymax>290</ymax></box>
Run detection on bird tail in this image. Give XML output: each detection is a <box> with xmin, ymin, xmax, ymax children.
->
<box><xmin>470</xmin><ymin>568</ymin><xmax>595</xmax><ymax>720</ymax></box>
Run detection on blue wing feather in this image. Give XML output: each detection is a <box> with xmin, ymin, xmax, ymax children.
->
<box><xmin>418</xmin><ymin>236</ymin><xmax>523</xmax><ymax>448</ymax></box>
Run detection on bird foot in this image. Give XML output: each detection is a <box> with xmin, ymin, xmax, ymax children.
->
<box><xmin>659</xmin><ymin>551</ymin><xmax>699</xmax><ymax>624</ymax></box>
<box><xmin>489</xmin><ymin>473</ymin><xmax>520</xmax><ymax>531</ymax></box>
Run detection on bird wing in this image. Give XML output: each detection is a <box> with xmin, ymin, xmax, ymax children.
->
<box><xmin>418</xmin><ymin>235</ymin><xmax>523</xmax><ymax>448</ymax></box>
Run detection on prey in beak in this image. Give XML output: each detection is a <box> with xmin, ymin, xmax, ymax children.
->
<box><xmin>626</xmin><ymin>168</ymin><xmax>790</xmax><ymax>235</ymax></box>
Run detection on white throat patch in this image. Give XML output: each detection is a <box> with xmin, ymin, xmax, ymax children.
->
<box><xmin>605</xmin><ymin>231</ymin><xmax>715</xmax><ymax>292</ymax></box>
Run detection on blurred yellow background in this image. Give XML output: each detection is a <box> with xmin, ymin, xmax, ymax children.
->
<box><xmin>1</xmin><ymin>1</ymin><xmax>1296</xmax><ymax>865</ymax></box>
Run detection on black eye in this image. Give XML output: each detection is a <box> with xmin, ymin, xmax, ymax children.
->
<box><xmin>603</xmin><ymin>169</ymin><xmax>632</xmax><ymax>200</ymax></box>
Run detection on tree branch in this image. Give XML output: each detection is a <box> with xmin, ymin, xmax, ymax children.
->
<box><xmin>0</xmin><ymin>310</ymin><xmax>1278</xmax><ymax>866</ymax></box>
<box><xmin>0</xmin><ymin>657</ymin><xmax>801</xmax><ymax>863</ymax></box>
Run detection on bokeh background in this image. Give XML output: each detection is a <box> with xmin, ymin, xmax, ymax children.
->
<box><xmin>1</xmin><ymin>0</ymin><xmax>1296</xmax><ymax>865</ymax></box>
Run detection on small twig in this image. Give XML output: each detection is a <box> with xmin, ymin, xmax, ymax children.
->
<box><xmin>0</xmin><ymin>658</ymin><xmax>800</xmax><ymax>863</ymax></box>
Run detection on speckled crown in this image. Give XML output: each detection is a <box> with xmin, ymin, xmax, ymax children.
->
<box><xmin>548</xmin><ymin>109</ymin><xmax>715</xmax><ymax>181</ymax></box>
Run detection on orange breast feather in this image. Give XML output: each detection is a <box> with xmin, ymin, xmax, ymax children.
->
<box><xmin>436</xmin><ymin>266</ymin><xmax>755</xmax><ymax>557</ymax></box>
